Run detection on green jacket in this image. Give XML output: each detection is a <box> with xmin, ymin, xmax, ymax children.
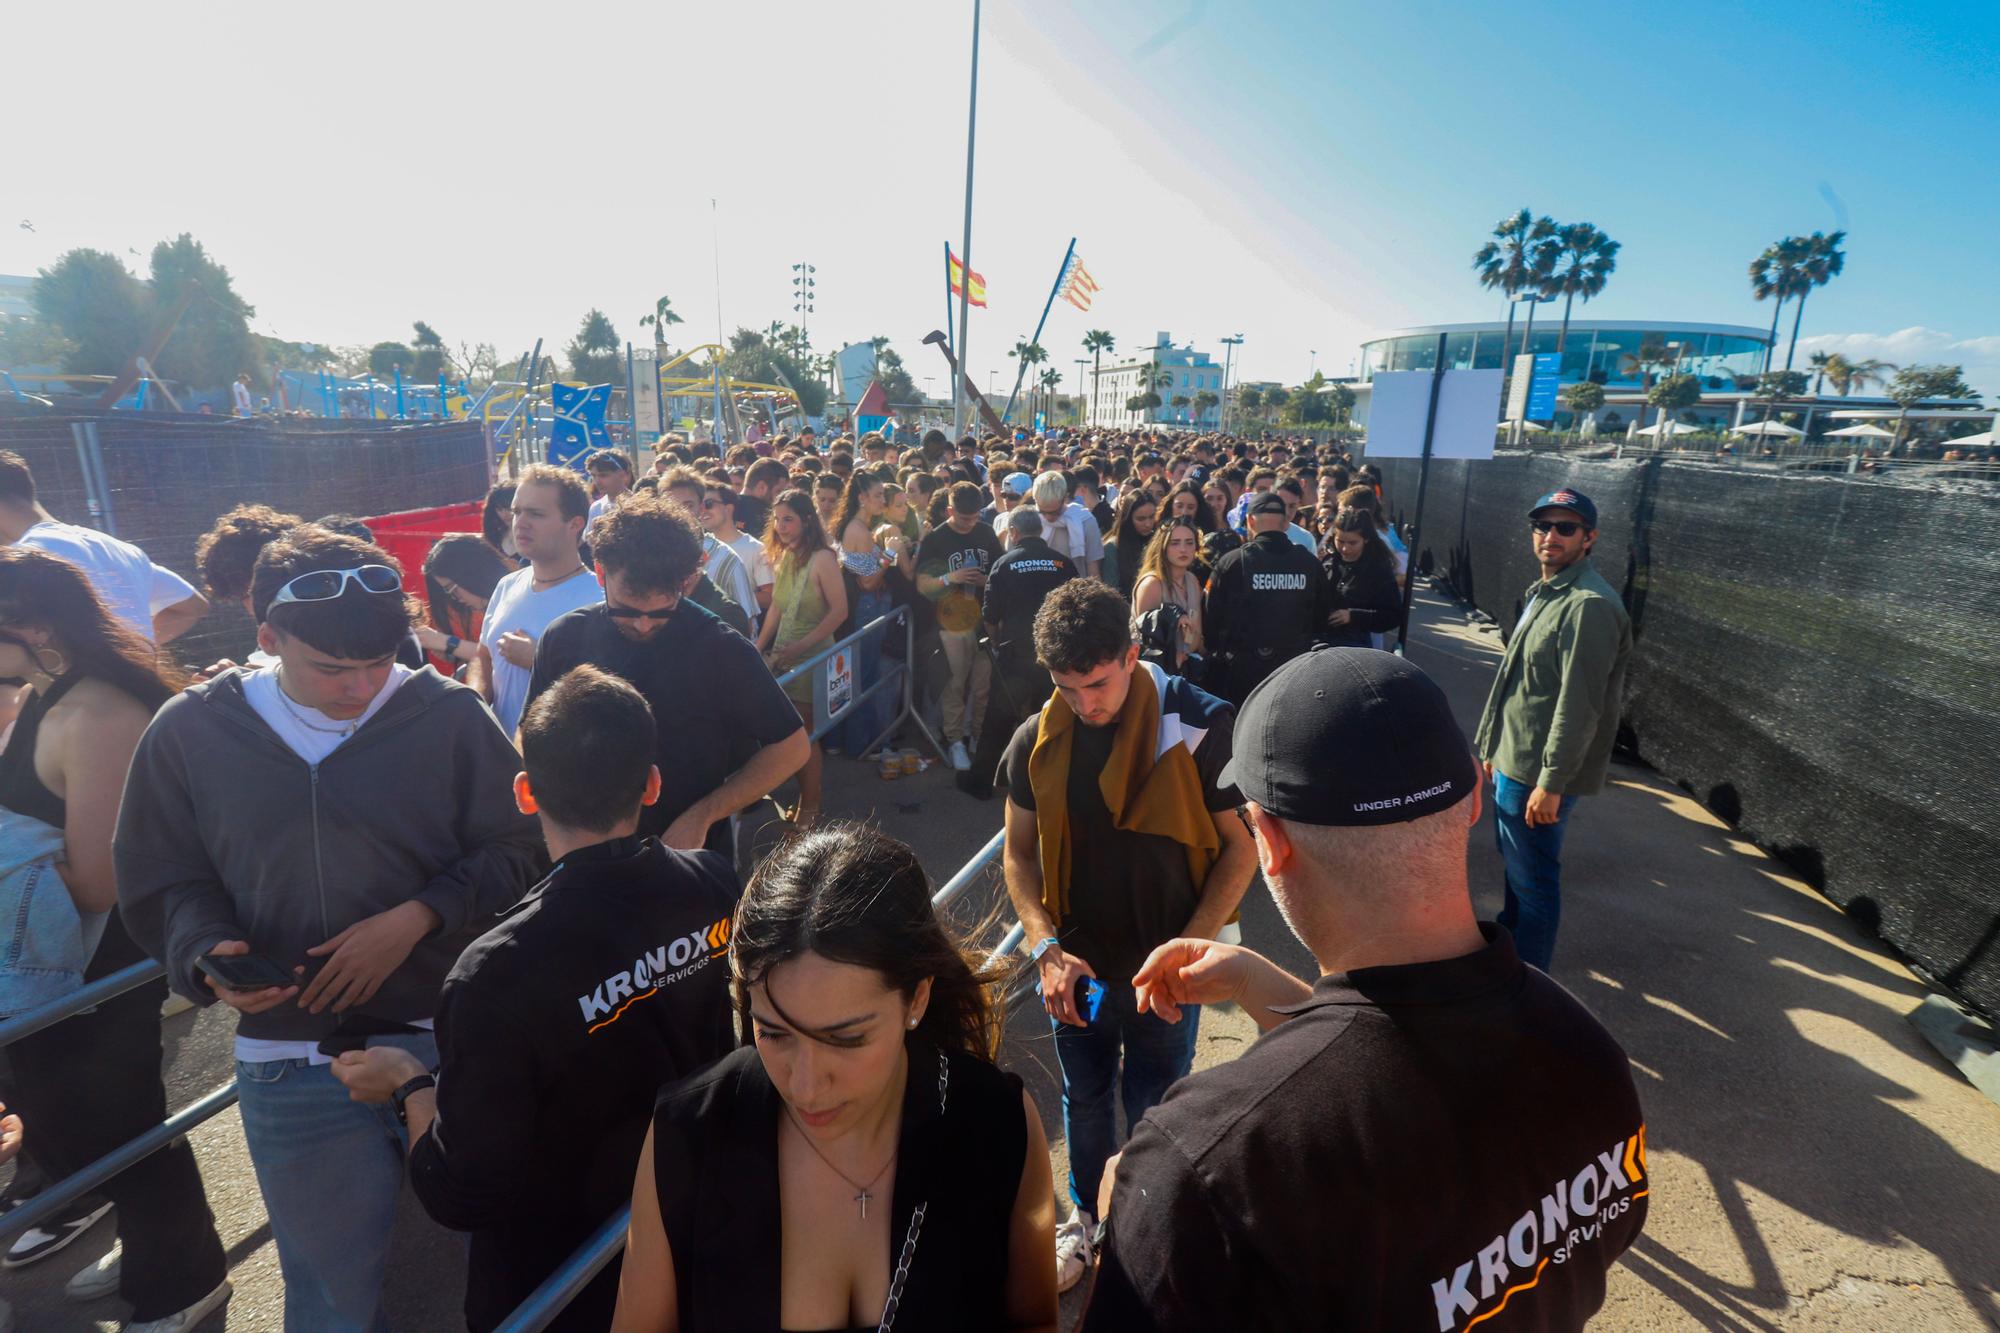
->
<box><xmin>1473</xmin><ymin>559</ymin><xmax>1632</xmax><ymax>796</ymax></box>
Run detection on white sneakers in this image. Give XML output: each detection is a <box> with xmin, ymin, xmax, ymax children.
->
<box><xmin>948</xmin><ymin>739</ymin><xmax>972</xmax><ymax>771</ymax></box>
<box><xmin>123</xmin><ymin>1278</ymin><xmax>231</xmax><ymax>1333</ymax></box>
<box><xmin>1055</xmin><ymin>1209</ymin><xmax>1094</xmax><ymax>1294</ymax></box>
<box><xmin>66</xmin><ymin>1241</ymin><xmax>121</xmax><ymax>1301</ymax></box>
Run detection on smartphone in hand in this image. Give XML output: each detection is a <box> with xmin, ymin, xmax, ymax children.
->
<box><xmin>196</xmin><ymin>953</ymin><xmax>298</xmax><ymax>992</ymax></box>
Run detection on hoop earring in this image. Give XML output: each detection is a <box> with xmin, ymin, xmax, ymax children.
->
<box><xmin>31</xmin><ymin>645</ymin><xmax>67</xmax><ymax>681</ymax></box>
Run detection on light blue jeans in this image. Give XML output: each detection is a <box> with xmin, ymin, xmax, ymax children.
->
<box><xmin>1492</xmin><ymin>771</ymin><xmax>1581</xmax><ymax>973</ymax></box>
<box><xmin>235</xmin><ymin>1033</ymin><xmax>437</xmax><ymax>1333</ymax></box>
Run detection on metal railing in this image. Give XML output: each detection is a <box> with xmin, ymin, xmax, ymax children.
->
<box><xmin>0</xmin><ymin>959</ymin><xmax>245</xmax><ymax>1245</ymax></box>
<box><xmin>772</xmin><ymin>603</ymin><xmax>943</xmax><ymax>760</ymax></box>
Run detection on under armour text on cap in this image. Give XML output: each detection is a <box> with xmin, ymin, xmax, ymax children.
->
<box><xmin>1219</xmin><ymin>647</ymin><xmax>1479</xmax><ymax>826</ymax></box>
<box><xmin>1529</xmin><ymin>487</ymin><xmax>1598</xmax><ymax>529</ymax></box>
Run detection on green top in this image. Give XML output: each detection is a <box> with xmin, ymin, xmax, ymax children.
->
<box><xmin>1473</xmin><ymin>558</ymin><xmax>1633</xmax><ymax>796</ymax></box>
<box><xmin>771</xmin><ymin>549</ymin><xmax>828</xmax><ymax>656</ymax></box>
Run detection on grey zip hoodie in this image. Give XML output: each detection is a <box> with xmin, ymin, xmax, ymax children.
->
<box><xmin>113</xmin><ymin>667</ymin><xmax>544</xmax><ymax>1041</ymax></box>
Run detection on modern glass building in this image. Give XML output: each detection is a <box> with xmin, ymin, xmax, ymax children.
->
<box><xmin>1359</xmin><ymin>320</ymin><xmax>1772</xmax><ymax>392</ymax></box>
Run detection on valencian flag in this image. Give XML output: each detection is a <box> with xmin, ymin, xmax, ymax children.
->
<box><xmin>1057</xmin><ymin>253</ymin><xmax>1100</xmax><ymax>311</ymax></box>
<box><xmin>948</xmin><ymin>249</ymin><xmax>988</xmax><ymax>308</ymax></box>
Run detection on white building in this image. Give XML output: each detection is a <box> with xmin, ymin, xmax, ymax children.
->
<box><xmin>1087</xmin><ymin>332</ymin><xmax>1227</xmax><ymax>429</ymax></box>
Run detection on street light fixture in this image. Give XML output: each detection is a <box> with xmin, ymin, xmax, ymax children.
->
<box><xmin>790</xmin><ymin>262</ymin><xmax>816</xmax><ymax>350</ymax></box>
<box><xmin>1220</xmin><ymin>334</ymin><xmax>1244</xmax><ymax>433</ymax></box>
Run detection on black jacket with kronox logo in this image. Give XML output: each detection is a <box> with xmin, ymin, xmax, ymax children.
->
<box><xmin>1085</xmin><ymin>925</ymin><xmax>1647</xmax><ymax>1333</ymax></box>
<box><xmin>1204</xmin><ymin>530</ymin><xmax>1331</xmax><ymax>705</ymax></box>
<box><xmin>409</xmin><ymin>836</ymin><xmax>740</xmax><ymax>1332</ymax></box>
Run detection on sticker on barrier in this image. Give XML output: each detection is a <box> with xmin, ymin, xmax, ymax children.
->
<box><xmin>826</xmin><ymin>649</ymin><xmax>853</xmax><ymax>717</ymax></box>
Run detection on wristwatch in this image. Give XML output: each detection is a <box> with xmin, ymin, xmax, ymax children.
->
<box><xmin>391</xmin><ymin>1073</ymin><xmax>436</xmax><ymax>1125</ymax></box>
<box><xmin>443</xmin><ymin>634</ymin><xmax>462</xmax><ymax>659</ymax></box>
<box><xmin>1031</xmin><ymin>936</ymin><xmax>1062</xmax><ymax>963</ymax></box>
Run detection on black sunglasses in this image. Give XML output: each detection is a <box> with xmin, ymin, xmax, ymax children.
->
<box><xmin>1531</xmin><ymin>519</ymin><xmax>1585</xmax><ymax>537</ymax></box>
<box><xmin>604</xmin><ymin>599</ymin><xmax>678</xmax><ymax>622</ymax></box>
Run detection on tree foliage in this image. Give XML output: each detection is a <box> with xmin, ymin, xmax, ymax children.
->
<box><xmin>717</xmin><ymin>326</ymin><xmax>828</xmax><ymax>416</ymax></box>
<box><xmin>566</xmin><ymin>309</ymin><xmax>622</xmax><ymax>383</ymax></box>
<box><xmin>1647</xmin><ymin>372</ymin><xmax>1701</xmax><ymax>414</ymax></box>
<box><xmin>146</xmin><ymin>234</ymin><xmax>257</xmax><ymax>391</ymax></box>
<box><xmin>410</xmin><ymin>321</ymin><xmax>448</xmax><ymax>380</ymax></box>
<box><xmin>30</xmin><ymin>250</ymin><xmax>152</xmax><ymax>378</ymax></box>
<box><xmin>369</xmin><ymin>342</ymin><xmax>416</xmax><ymax>378</ymax></box>
<box><xmin>1887</xmin><ymin>364</ymin><xmax>1979</xmax><ymax>408</ymax></box>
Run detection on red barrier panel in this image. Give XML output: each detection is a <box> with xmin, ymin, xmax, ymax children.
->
<box><xmin>362</xmin><ymin>501</ymin><xmax>486</xmax><ymax>613</ymax></box>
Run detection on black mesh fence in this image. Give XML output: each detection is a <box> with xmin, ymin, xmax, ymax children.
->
<box><xmin>1370</xmin><ymin>450</ymin><xmax>2000</xmax><ymax>1019</ymax></box>
<box><xmin>0</xmin><ymin>410</ymin><xmax>489</xmax><ymax>666</ymax></box>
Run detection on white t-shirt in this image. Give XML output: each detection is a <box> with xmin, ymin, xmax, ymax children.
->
<box><xmin>17</xmin><ymin>521</ymin><xmax>198</xmax><ymax>643</ymax></box>
<box><xmin>479</xmin><ymin>565</ymin><xmax>602</xmax><ymax>736</ymax></box>
<box><xmin>701</xmin><ymin>536</ymin><xmax>760</xmax><ymax>632</ymax></box>
<box><xmin>588</xmin><ymin>495</ymin><xmax>612</xmax><ymax>525</ymax></box>
<box><xmin>237</xmin><ymin>663</ymin><xmax>431</xmax><ymax>1064</ymax></box>
<box><xmin>232</xmin><ymin>380</ymin><xmax>254</xmax><ymax>416</ymax></box>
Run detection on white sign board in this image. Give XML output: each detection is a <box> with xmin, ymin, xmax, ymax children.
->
<box><xmin>1506</xmin><ymin>354</ymin><xmax>1536</xmax><ymax>422</ymax></box>
<box><xmin>629</xmin><ymin>347</ymin><xmax>663</xmax><ymax>438</ymax></box>
<box><xmin>1365</xmin><ymin>369</ymin><xmax>1503</xmax><ymax>461</ymax></box>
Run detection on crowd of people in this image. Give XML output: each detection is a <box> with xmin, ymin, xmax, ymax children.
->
<box><xmin>0</xmin><ymin>418</ymin><xmax>1644</xmax><ymax>1333</ymax></box>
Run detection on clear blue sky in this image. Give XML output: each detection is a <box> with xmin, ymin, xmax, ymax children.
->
<box><xmin>4</xmin><ymin>0</ymin><xmax>1994</xmax><ymax>396</ymax></box>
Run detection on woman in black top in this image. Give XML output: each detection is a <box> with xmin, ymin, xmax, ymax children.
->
<box><xmin>0</xmin><ymin>548</ymin><xmax>229</xmax><ymax>1325</ymax></box>
<box><xmin>1099</xmin><ymin>490</ymin><xmax>1157</xmax><ymax>600</ymax></box>
<box><xmin>615</xmin><ymin>824</ymin><xmax>1058</xmax><ymax>1333</ymax></box>
<box><xmin>1322</xmin><ymin>507</ymin><xmax>1403</xmax><ymax>648</ymax></box>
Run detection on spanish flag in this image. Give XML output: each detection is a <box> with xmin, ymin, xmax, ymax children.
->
<box><xmin>948</xmin><ymin>249</ymin><xmax>988</xmax><ymax>308</ymax></box>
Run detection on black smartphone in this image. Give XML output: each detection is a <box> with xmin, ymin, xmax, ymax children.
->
<box><xmin>196</xmin><ymin>953</ymin><xmax>298</xmax><ymax>992</ymax></box>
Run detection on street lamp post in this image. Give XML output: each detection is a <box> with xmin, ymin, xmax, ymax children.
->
<box><xmin>790</xmin><ymin>262</ymin><xmax>816</xmax><ymax>351</ymax></box>
<box><xmin>1073</xmin><ymin>358</ymin><xmax>1088</xmax><ymax>426</ymax></box>
<box><xmin>1219</xmin><ymin>334</ymin><xmax>1244</xmax><ymax>433</ymax></box>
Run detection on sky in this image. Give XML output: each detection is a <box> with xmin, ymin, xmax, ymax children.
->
<box><xmin>5</xmin><ymin>0</ymin><xmax>1997</xmax><ymax>399</ymax></box>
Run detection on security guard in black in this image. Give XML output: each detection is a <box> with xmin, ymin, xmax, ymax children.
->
<box><xmin>964</xmin><ymin>513</ymin><xmax>1077</xmax><ymax>795</ymax></box>
<box><xmin>1204</xmin><ymin>494</ymin><xmax>1329</xmax><ymax>705</ymax></box>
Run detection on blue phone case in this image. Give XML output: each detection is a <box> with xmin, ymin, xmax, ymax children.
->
<box><xmin>1079</xmin><ymin>977</ymin><xmax>1106</xmax><ymax>1022</ymax></box>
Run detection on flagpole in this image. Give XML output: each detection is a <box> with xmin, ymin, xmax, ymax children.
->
<box><xmin>944</xmin><ymin>243</ymin><xmax>957</xmax><ymax>386</ymax></box>
<box><xmin>955</xmin><ymin>0</ymin><xmax>981</xmax><ymax>437</ymax></box>
<box><xmin>1000</xmin><ymin>237</ymin><xmax>1074</xmax><ymax>426</ymax></box>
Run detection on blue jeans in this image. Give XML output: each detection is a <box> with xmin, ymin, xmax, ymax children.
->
<box><xmin>1492</xmin><ymin>771</ymin><xmax>1581</xmax><ymax>973</ymax></box>
<box><xmin>1049</xmin><ymin>981</ymin><xmax>1200</xmax><ymax>1217</ymax></box>
<box><xmin>838</xmin><ymin>585</ymin><xmax>895</xmax><ymax>752</ymax></box>
<box><xmin>235</xmin><ymin>1033</ymin><xmax>437</xmax><ymax>1333</ymax></box>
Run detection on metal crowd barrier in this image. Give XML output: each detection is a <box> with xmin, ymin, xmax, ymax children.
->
<box><xmin>0</xmin><ymin>960</ymin><xmax>247</xmax><ymax>1246</ymax></box>
<box><xmin>772</xmin><ymin>603</ymin><xmax>943</xmax><ymax>760</ymax></box>
<box><xmin>496</xmin><ymin>825</ymin><xmax>1020</xmax><ymax>1333</ymax></box>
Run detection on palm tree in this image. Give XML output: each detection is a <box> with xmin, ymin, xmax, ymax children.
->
<box><xmin>1238</xmin><ymin>386</ymin><xmax>1263</xmax><ymax>419</ymax></box>
<box><xmin>1472</xmin><ymin>209</ymin><xmax>1558</xmax><ymax>368</ymax></box>
<box><xmin>1539</xmin><ymin>222</ymin><xmax>1619</xmax><ymax>355</ymax></box>
<box><xmin>1264</xmin><ymin>384</ymin><xmax>1290</xmax><ymax>424</ymax></box>
<box><xmin>1824</xmin><ymin>354</ymin><xmax>1893</xmax><ymax>397</ymax></box>
<box><xmin>1808</xmin><ymin>350</ymin><xmax>1834</xmax><ymax>396</ymax></box>
<box><xmin>1780</xmin><ymin>231</ymin><xmax>1846</xmax><ymax>371</ymax></box>
<box><xmin>1082</xmin><ymin>329</ymin><xmax>1114</xmax><ymax>424</ymax></box>
<box><xmin>1038</xmin><ymin>366</ymin><xmax>1061</xmax><ymax>424</ymax></box>
<box><xmin>1618</xmin><ymin>338</ymin><xmax>1682</xmax><ymax>430</ymax></box>
<box><xmin>1749</xmin><ymin>236</ymin><xmax>1811</xmax><ymax>374</ymax></box>
<box><xmin>637</xmin><ymin>295</ymin><xmax>683</xmax><ymax>342</ymax></box>
<box><xmin>1193</xmin><ymin>389</ymin><xmax>1219</xmax><ymax>424</ymax></box>
<box><xmin>1171</xmin><ymin>393</ymin><xmax>1191</xmax><ymax>422</ymax></box>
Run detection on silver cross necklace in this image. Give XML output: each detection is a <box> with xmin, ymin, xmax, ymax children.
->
<box><xmin>785</xmin><ymin>1110</ymin><xmax>897</xmax><ymax>1219</ymax></box>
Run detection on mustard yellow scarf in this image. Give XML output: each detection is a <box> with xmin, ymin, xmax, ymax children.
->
<box><xmin>1026</xmin><ymin>669</ymin><xmax>1220</xmax><ymax>926</ymax></box>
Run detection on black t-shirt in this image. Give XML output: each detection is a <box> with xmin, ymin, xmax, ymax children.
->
<box><xmin>998</xmin><ymin>691</ymin><xmax>1239</xmax><ymax>983</ymax></box>
<box><xmin>1085</xmin><ymin>925</ymin><xmax>1649</xmax><ymax>1333</ymax></box>
<box><xmin>981</xmin><ymin>539</ymin><xmax>1076</xmax><ymax>668</ymax></box>
<box><xmin>526</xmin><ymin>601</ymin><xmax>803</xmax><ymax>856</ymax></box>
<box><xmin>918</xmin><ymin>520</ymin><xmax>1000</xmax><ymax>634</ymax></box>
<box><xmin>410</xmin><ymin>837</ymin><xmax>740</xmax><ymax>1332</ymax></box>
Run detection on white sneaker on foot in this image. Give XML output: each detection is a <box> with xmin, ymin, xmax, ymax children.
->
<box><xmin>948</xmin><ymin>739</ymin><xmax>971</xmax><ymax>771</ymax></box>
<box><xmin>123</xmin><ymin>1278</ymin><xmax>230</xmax><ymax>1333</ymax></box>
<box><xmin>66</xmin><ymin>1241</ymin><xmax>120</xmax><ymax>1301</ymax></box>
<box><xmin>1055</xmin><ymin>1209</ymin><xmax>1094</xmax><ymax>1293</ymax></box>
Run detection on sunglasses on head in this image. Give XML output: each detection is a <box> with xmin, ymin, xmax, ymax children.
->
<box><xmin>1531</xmin><ymin>519</ymin><xmax>1585</xmax><ymax>537</ymax></box>
<box><xmin>271</xmin><ymin>564</ymin><xmax>402</xmax><ymax>607</ymax></box>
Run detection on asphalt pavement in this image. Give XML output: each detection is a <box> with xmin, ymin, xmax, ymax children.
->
<box><xmin>4</xmin><ymin>586</ymin><xmax>1996</xmax><ymax>1330</ymax></box>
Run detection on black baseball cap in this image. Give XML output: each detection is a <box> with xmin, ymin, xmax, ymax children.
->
<box><xmin>1247</xmin><ymin>491</ymin><xmax>1288</xmax><ymax>517</ymax></box>
<box><xmin>1220</xmin><ymin>648</ymin><xmax>1478</xmax><ymax>827</ymax></box>
<box><xmin>1529</xmin><ymin>487</ymin><xmax>1597</xmax><ymax>529</ymax></box>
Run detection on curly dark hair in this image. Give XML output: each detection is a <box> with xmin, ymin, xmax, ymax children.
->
<box><xmin>1034</xmin><ymin>577</ymin><xmax>1133</xmax><ymax>674</ymax></box>
<box><xmin>585</xmin><ymin>493</ymin><xmax>702</xmax><ymax>595</ymax></box>
<box><xmin>195</xmin><ymin>504</ymin><xmax>305</xmax><ymax>602</ymax></box>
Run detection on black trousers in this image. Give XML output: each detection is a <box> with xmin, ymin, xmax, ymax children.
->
<box><xmin>966</xmin><ymin>661</ymin><xmax>1051</xmax><ymax>796</ymax></box>
<box><xmin>8</xmin><ymin>975</ymin><xmax>227</xmax><ymax>1320</ymax></box>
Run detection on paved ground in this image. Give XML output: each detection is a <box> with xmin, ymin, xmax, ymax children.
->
<box><xmin>6</xmin><ymin>587</ymin><xmax>1998</xmax><ymax>1330</ymax></box>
